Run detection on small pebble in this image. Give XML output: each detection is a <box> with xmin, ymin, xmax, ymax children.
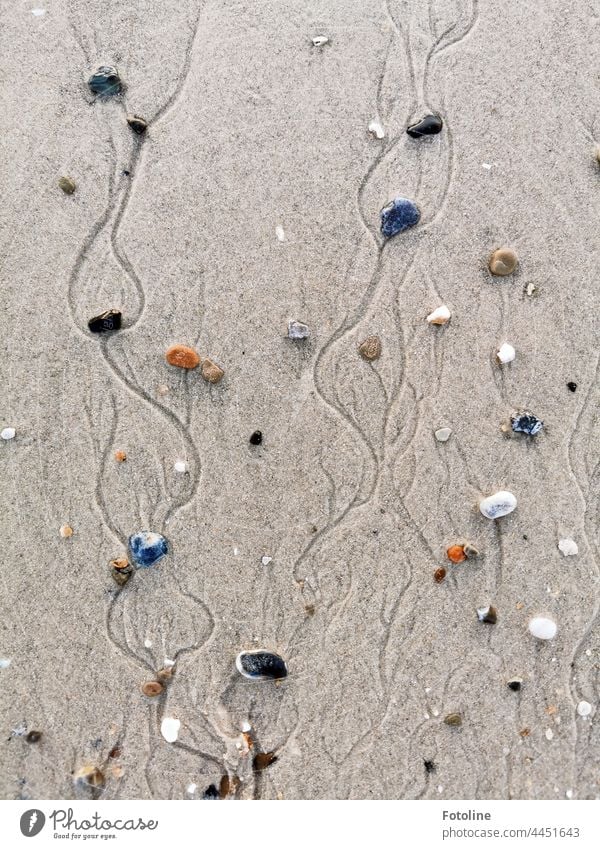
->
<box><xmin>114</xmin><ymin>450</ymin><xmax>127</xmax><ymax>462</ymax></box>
<box><xmin>528</xmin><ymin>616</ymin><xmax>557</xmax><ymax>640</ymax></box>
<box><xmin>358</xmin><ymin>335</ymin><xmax>382</xmax><ymax>361</ymax></box>
<box><xmin>165</xmin><ymin>344</ymin><xmax>200</xmax><ymax>369</ymax></box>
<box><xmin>110</xmin><ymin>558</ymin><xmax>133</xmax><ymax>586</ymax></box>
<box><xmin>511</xmin><ymin>411</ymin><xmax>543</xmax><ymax>436</ymax></box>
<box><xmin>424</xmin><ymin>760</ymin><xmax>436</xmax><ymax>773</ymax></box>
<box><xmin>426</xmin><ymin>305</ymin><xmax>451</xmax><ymax>325</ymax></box>
<box><xmin>444</xmin><ymin>713</ymin><xmax>462</xmax><ymax>727</ymax></box>
<box><xmin>200</xmin><ymin>357</ymin><xmax>225</xmax><ymax>384</ymax></box>
<box><xmin>462</xmin><ymin>543</ymin><xmax>479</xmax><ymax>559</ymax></box>
<box><xmin>447</xmin><ymin>545</ymin><xmax>466</xmax><ymax>564</ymax></box>
<box><xmin>160</xmin><ymin>717</ymin><xmax>180</xmax><ymax>743</ymax></box>
<box><xmin>128</xmin><ymin>531</ymin><xmax>168</xmax><ymax>567</ymax></box>
<box><xmin>595</xmin><ymin>145</ymin><xmax>600</xmax><ymax>164</ymax></box>
<box><xmin>433</xmin><ymin>567</ymin><xmax>446</xmax><ymax>584</ymax></box>
<box><xmin>275</xmin><ymin>225</ymin><xmax>285</xmax><ymax>242</ymax></box>
<box><xmin>288</xmin><ymin>320</ymin><xmax>310</xmax><ymax>340</ymax></box>
<box><xmin>489</xmin><ymin>247</ymin><xmax>518</xmax><ymax>276</ymax></box>
<box><xmin>88</xmin><ymin>65</ymin><xmax>122</xmax><ymax>96</ymax></box>
<box><xmin>477</xmin><ymin>605</ymin><xmax>497</xmax><ymax>624</ymax></box>
<box><xmin>261</xmin><ymin>556</ymin><xmax>272</xmax><ymax>566</ymax></box>
<box><xmin>380</xmin><ymin>197</ymin><xmax>420</xmax><ymax>238</ymax></box>
<box><xmin>507</xmin><ymin>678</ymin><xmax>523</xmax><ymax>692</ymax></box>
<box><xmin>434</xmin><ymin>427</ymin><xmax>452</xmax><ymax>442</ymax></box>
<box><xmin>110</xmin><ymin>557</ymin><xmax>130</xmax><ymax>571</ymax></box>
<box><xmin>0</xmin><ymin>659</ymin><xmax>12</xmax><ymax>669</ymax></box>
<box><xmin>126</xmin><ymin>114</ymin><xmax>148</xmax><ymax>135</ymax></box>
<box><xmin>157</xmin><ymin>665</ymin><xmax>175</xmax><ymax>682</ymax></box>
<box><xmin>249</xmin><ymin>430</ymin><xmax>263</xmax><ymax>446</ymax></box>
<box><xmin>58</xmin><ymin>176</ymin><xmax>76</xmax><ymax>195</ymax></box>
<box><xmin>202</xmin><ymin>784</ymin><xmax>219</xmax><ymax>800</ymax></box>
<box><xmin>567</xmin><ymin>381</ymin><xmax>577</xmax><ymax>393</ymax></box>
<box><xmin>497</xmin><ymin>343</ymin><xmax>515</xmax><ymax>364</ymax></box>
<box><xmin>88</xmin><ymin>309</ymin><xmax>121</xmax><ymax>333</ymax></box>
<box><xmin>479</xmin><ymin>490</ymin><xmax>517</xmax><ymax>519</ymax></box>
<box><xmin>186</xmin><ymin>783</ymin><xmax>197</xmax><ymax>795</ymax></box>
<box><xmin>1</xmin><ymin>427</ymin><xmax>16</xmax><ymax>440</ymax></box>
<box><xmin>368</xmin><ymin>120</ymin><xmax>385</xmax><ymax>139</ymax></box>
<box><xmin>311</xmin><ymin>35</ymin><xmax>329</xmax><ymax>47</ymax></box>
<box><xmin>74</xmin><ymin>765</ymin><xmax>105</xmax><ymax>789</ymax></box>
<box><xmin>174</xmin><ymin>460</ymin><xmax>188</xmax><ymax>473</ymax></box>
<box><xmin>558</xmin><ymin>538</ymin><xmax>578</xmax><ymax>557</ymax></box>
<box><xmin>253</xmin><ymin>752</ymin><xmax>278</xmax><ymax>772</ymax></box>
<box><xmin>236</xmin><ymin>650</ymin><xmax>288</xmax><ymax>681</ymax></box>
<box><xmin>59</xmin><ymin>525</ymin><xmax>73</xmax><ymax>538</ymax></box>
<box><xmin>141</xmin><ymin>681</ymin><xmax>164</xmax><ymax>697</ymax></box>
<box><xmin>26</xmin><ymin>731</ymin><xmax>42</xmax><ymax>743</ymax></box>
<box><xmin>577</xmin><ymin>700</ymin><xmax>592</xmax><ymax>717</ymax></box>
<box><xmin>407</xmin><ymin>114</ymin><xmax>443</xmax><ymax>138</ymax></box>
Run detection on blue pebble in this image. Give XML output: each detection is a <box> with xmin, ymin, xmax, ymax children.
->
<box><xmin>88</xmin><ymin>66</ymin><xmax>122</xmax><ymax>96</ymax></box>
<box><xmin>128</xmin><ymin>531</ymin><xmax>168</xmax><ymax>567</ymax></box>
<box><xmin>380</xmin><ymin>197</ymin><xmax>421</xmax><ymax>238</ymax></box>
<box><xmin>511</xmin><ymin>412</ymin><xmax>543</xmax><ymax>436</ymax></box>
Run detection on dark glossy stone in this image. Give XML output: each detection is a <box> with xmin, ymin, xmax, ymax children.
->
<box><xmin>507</xmin><ymin>678</ymin><xmax>523</xmax><ymax>692</ymax></box>
<box><xmin>26</xmin><ymin>731</ymin><xmax>42</xmax><ymax>743</ymax></box>
<box><xmin>511</xmin><ymin>411</ymin><xmax>543</xmax><ymax>436</ymax></box>
<box><xmin>202</xmin><ymin>784</ymin><xmax>219</xmax><ymax>800</ymax></box>
<box><xmin>88</xmin><ymin>66</ymin><xmax>122</xmax><ymax>96</ymax></box>
<box><xmin>407</xmin><ymin>114</ymin><xmax>443</xmax><ymax>138</ymax></box>
<box><xmin>88</xmin><ymin>310</ymin><xmax>121</xmax><ymax>333</ymax></box>
<box><xmin>128</xmin><ymin>531</ymin><xmax>168</xmax><ymax>568</ymax></box>
<box><xmin>236</xmin><ymin>650</ymin><xmax>288</xmax><ymax>680</ymax></box>
<box><xmin>380</xmin><ymin>197</ymin><xmax>420</xmax><ymax>238</ymax></box>
<box><xmin>424</xmin><ymin>760</ymin><xmax>436</xmax><ymax>773</ymax></box>
<box><xmin>249</xmin><ymin>430</ymin><xmax>263</xmax><ymax>445</ymax></box>
<box><xmin>127</xmin><ymin>115</ymin><xmax>148</xmax><ymax>135</ymax></box>
<box><xmin>567</xmin><ymin>382</ymin><xmax>577</xmax><ymax>393</ymax></box>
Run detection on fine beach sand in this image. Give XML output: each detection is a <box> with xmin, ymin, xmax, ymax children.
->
<box><xmin>1</xmin><ymin>0</ymin><xmax>599</xmax><ymax>800</ymax></box>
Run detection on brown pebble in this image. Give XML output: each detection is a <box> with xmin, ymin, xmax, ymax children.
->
<box><xmin>489</xmin><ymin>247</ymin><xmax>518</xmax><ymax>276</ymax></box>
<box><xmin>141</xmin><ymin>681</ymin><xmax>164</xmax><ymax>697</ymax></box>
<box><xmin>253</xmin><ymin>751</ymin><xmax>278</xmax><ymax>772</ymax></box>
<box><xmin>59</xmin><ymin>525</ymin><xmax>73</xmax><ymax>538</ymax></box>
<box><xmin>114</xmin><ymin>450</ymin><xmax>127</xmax><ymax>462</ymax></box>
<box><xmin>126</xmin><ymin>114</ymin><xmax>148</xmax><ymax>135</ymax></box>
<box><xmin>74</xmin><ymin>765</ymin><xmax>105</xmax><ymax>788</ymax></box>
<box><xmin>434</xmin><ymin>567</ymin><xmax>447</xmax><ymax>584</ymax></box>
<box><xmin>520</xmin><ymin>727</ymin><xmax>530</xmax><ymax>737</ymax></box>
<box><xmin>358</xmin><ymin>335</ymin><xmax>382</xmax><ymax>361</ymax></box>
<box><xmin>110</xmin><ymin>559</ymin><xmax>133</xmax><ymax>587</ymax></box>
<box><xmin>165</xmin><ymin>344</ymin><xmax>200</xmax><ymax>369</ymax></box>
<box><xmin>156</xmin><ymin>666</ymin><xmax>175</xmax><ymax>682</ymax></box>
<box><xmin>304</xmin><ymin>604</ymin><xmax>316</xmax><ymax>616</ymax></box>
<box><xmin>26</xmin><ymin>730</ymin><xmax>42</xmax><ymax>743</ymax></box>
<box><xmin>462</xmin><ymin>543</ymin><xmax>479</xmax><ymax>559</ymax></box>
<box><xmin>200</xmin><ymin>357</ymin><xmax>224</xmax><ymax>384</ymax></box>
<box><xmin>444</xmin><ymin>713</ymin><xmax>463</xmax><ymax>727</ymax></box>
<box><xmin>58</xmin><ymin>176</ymin><xmax>76</xmax><ymax>194</ymax></box>
<box><xmin>108</xmin><ymin>745</ymin><xmax>121</xmax><ymax>759</ymax></box>
<box><xmin>447</xmin><ymin>544</ymin><xmax>466</xmax><ymax>564</ymax></box>
<box><xmin>219</xmin><ymin>774</ymin><xmax>240</xmax><ymax>799</ymax></box>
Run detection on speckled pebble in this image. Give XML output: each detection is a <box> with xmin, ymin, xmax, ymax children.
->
<box><xmin>511</xmin><ymin>411</ymin><xmax>543</xmax><ymax>436</ymax></box>
<box><xmin>165</xmin><ymin>344</ymin><xmax>200</xmax><ymax>369</ymax></box>
<box><xmin>479</xmin><ymin>490</ymin><xmax>517</xmax><ymax>519</ymax></box>
<box><xmin>128</xmin><ymin>531</ymin><xmax>168</xmax><ymax>567</ymax></box>
<box><xmin>288</xmin><ymin>320</ymin><xmax>310</xmax><ymax>340</ymax></box>
<box><xmin>358</xmin><ymin>335</ymin><xmax>382</xmax><ymax>361</ymax></box>
<box><xmin>201</xmin><ymin>357</ymin><xmax>225</xmax><ymax>384</ymax></box>
<box><xmin>236</xmin><ymin>649</ymin><xmax>288</xmax><ymax>681</ymax></box>
<box><xmin>380</xmin><ymin>197</ymin><xmax>420</xmax><ymax>238</ymax></box>
<box><xmin>58</xmin><ymin>176</ymin><xmax>76</xmax><ymax>195</ymax></box>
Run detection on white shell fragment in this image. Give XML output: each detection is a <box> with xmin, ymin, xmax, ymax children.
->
<box><xmin>311</xmin><ymin>35</ymin><xmax>329</xmax><ymax>47</ymax></box>
<box><xmin>497</xmin><ymin>343</ymin><xmax>515</xmax><ymax>364</ymax></box>
<box><xmin>368</xmin><ymin>120</ymin><xmax>385</xmax><ymax>139</ymax></box>
<box><xmin>160</xmin><ymin>717</ymin><xmax>180</xmax><ymax>743</ymax></box>
<box><xmin>426</xmin><ymin>305</ymin><xmax>451</xmax><ymax>325</ymax></box>
<box><xmin>577</xmin><ymin>701</ymin><xmax>592</xmax><ymax>717</ymax></box>
<box><xmin>288</xmin><ymin>320</ymin><xmax>310</xmax><ymax>340</ymax></box>
<box><xmin>434</xmin><ymin>427</ymin><xmax>452</xmax><ymax>443</ymax></box>
<box><xmin>275</xmin><ymin>225</ymin><xmax>285</xmax><ymax>242</ymax></box>
<box><xmin>528</xmin><ymin>616</ymin><xmax>557</xmax><ymax>640</ymax></box>
<box><xmin>479</xmin><ymin>490</ymin><xmax>517</xmax><ymax>519</ymax></box>
<box><xmin>261</xmin><ymin>555</ymin><xmax>272</xmax><ymax>566</ymax></box>
<box><xmin>0</xmin><ymin>658</ymin><xmax>11</xmax><ymax>669</ymax></box>
<box><xmin>173</xmin><ymin>460</ymin><xmax>187</xmax><ymax>473</ymax></box>
<box><xmin>558</xmin><ymin>538</ymin><xmax>578</xmax><ymax>557</ymax></box>
<box><xmin>1</xmin><ymin>427</ymin><xmax>16</xmax><ymax>440</ymax></box>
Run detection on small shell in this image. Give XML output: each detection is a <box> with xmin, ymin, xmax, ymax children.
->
<box><xmin>447</xmin><ymin>545</ymin><xmax>466</xmax><ymax>564</ymax></box>
<box><xmin>59</xmin><ymin>525</ymin><xmax>73</xmax><ymax>538</ymax></box>
<box><xmin>141</xmin><ymin>681</ymin><xmax>164</xmax><ymax>697</ymax></box>
<box><xmin>426</xmin><ymin>305</ymin><xmax>451</xmax><ymax>325</ymax></box>
<box><xmin>528</xmin><ymin>616</ymin><xmax>557</xmax><ymax>640</ymax></box>
<box><xmin>479</xmin><ymin>490</ymin><xmax>517</xmax><ymax>519</ymax></box>
<box><xmin>489</xmin><ymin>247</ymin><xmax>518</xmax><ymax>276</ymax></box>
<box><xmin>236</xmin><ymin>649</ymin><xmax>288</xmax><ymax>681</ymax></box>
<box><xmin>160</xmin><ymin>717</ymin><xmax>180</xmax><ymax>743</ymax></box>
<box><xmin>165</xmin><ymin>344</ymin><xmax>200</xmax><ymax>369</ymax></box>
<box><xmin>444</xmin><ymin>713</ymin><xmax>462</xmax><ymax>727</ymax></box>
<box><xmin>434</xmin><ymin>427</ymin><xmax>452</xmax><ymax>442</ymax></box>
<box><xmin>558</xmin><ymin>538</ymin><xmax>578</xmax><ymax>556</ymax></box>
<box><xmin>358</xmin><ymin>335</ymin><xmax>382</xmax><ymax>361</ymax></box>
<box><xmin>1</xmin><ymin>427</ymin><xmax>16</xmax><ymax>440</ymax></box>
<box><xmin>200</xmin><ymin>358</ymin><xmax>225</xmax><ymax>384</ymax></box>
<box><xmin>58</xmin><ymin>176</ymin><xmax>76</xmax><ymax>194</ymax></box>
<box><xmin>110</xmin><ymin>557</ymin><xmax>130</xmax><ymax>571</ymax></box>
<box><xmin>368</xmin><ymin>120</ymin><xmax>385</xmax><ymax>139</ymax></box>
<box><xmin>288</xmin><ymin>320</ymin><xmax>310</xmax><ymax>340</ymax></box>
<box><xmin>497</xmin><ymin>343</ymin><xmax>515</xmax><ymax>364</ymax></box>
<box><xmin>253</xmin><ymin>752</ymin><xmax>278</xmax><ymax>771</ymax></box>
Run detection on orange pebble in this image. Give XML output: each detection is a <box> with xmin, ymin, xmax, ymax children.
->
<box><xmin>447</xmin><ymin>545</ymin><xmax>466</xmax><ymax>564</ymax></box>
<box><xmin>165</xmin><ymin>344</ymin><xmax>200</xmax><ymax>369</ymax></box>
<box><xmin>114</xmin><ymin>450</ymin><xmax>127</xmax><ymax>462</ymax></box>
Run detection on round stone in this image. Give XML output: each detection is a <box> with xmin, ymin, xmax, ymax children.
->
<box><xmin>141</xmin><ymin>681</ymin><xmax>164</xmax><ymax>697</ymax></box>
<box><xmin>165</xmin><ymin>345</ymin><xmax>200</xmax><ymax>369</ymax></box>
<box><xmin>160</xmin><ymin>717</ymin><xmax>180</xmax><ymax>743</ymax></box>
<box><xmin>236</xmin><ymin>650</ymin><xmax>288</xmax><ymax>681</ymax></box>
<box><xmin>114</xmin><ymin>450</ymin><xmax>127</xmax><ymax>462</ymax></box>
<box><xmin>59</xmin><ymin>525</ymin><xmax>73</xmax><ymax>538</ymax></box>
<box><xmin>479</xmin><ymin>490</ymin><xmax>517</xmax><ymax>519</ymax></box>
<box><xmin>249</xmin><ymin>430</ymin><xmax>263</xmax><ymax>445</ymax></box>
<box><xmin>489</xmin><ymin>248</ymin><xmax>518</xmax><ymax>276</ymax></box>
<box><xmin>1</xmin><ymin>427</ymin><xmax>16</xmax><ymax>440</ymax></box>
<box><xmin>447</xmin><ymin>545</ymin><xmax>466</xmax><ymax>564</ymax></box>
<box><xmin>88</xmin><ymin>66</ymin><xmax>122</xmax><ymax>96</ymax></box>
<box><xmin>528</xmin><ymin>616</ymin><xmax>557</xmax><ymax>640</ymax></box>
<box><xmin>577</xmin><ymin>700</ymin><xmax>592</xmax><ymax>717</ymax></box>
<box><xmin>201</xmin><ymin>358</ymin><xmax>224</xmax><ymax>384</ymax></box>
<box><xmin>380</xmin><ymin>197</ymin><xmax>420</xmax><ymax>238</ymax></box>
<box><xmin>58</xmin><ymin>176</ymin><xmax>76</xmax><ymax>195</ymax></box>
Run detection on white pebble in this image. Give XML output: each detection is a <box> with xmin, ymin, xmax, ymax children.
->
<box><xmin>545</xmin><ymin>728</ymin><xmax>554</xmax><ymax>741</ymax></box>
<box><xmin>528</xmin><ymin>616</ymin><xmax>557</xmax><ymax>640</ymax></box>
<box><xmin>1</xmin><ymin>427</ymin><xmax>16</xmax><ymax>440</ymax></box>
<box><xmin>261</xmin><ymin>555</ymin><xmax>272</xmax><ymax>566</ymax></box>
<box><xmin>241</xmin><ymin>720</ymin><xmax>251</xmax><ymax>732</ymax></box>
<box><xmin>0</xmin><ymin>658</ymin><xmax>12</xmax><ymax>669</ymax></box>
<box><xmin>288</xmin><ymin>319</ymin><xmax>310</xmax><ymax>340</ymax></box>
<box><xmin>558</xmin><ymin>538</ymin><xmax>578</xmax><ymax>557</ymax></box>
<box><xmin>577</xmin><ymin>700</ymin><xmax>592</xmax><ymax>717</ymax></box>
<box><xmin>275</xmin><ymin>225</ymin><xmax>285</xmax><ymax>242</ymax></box>
<box><xmin>311</xmin><ymin>35</ymin><xmax>329</xmax><ymax>47</ymax></box>
<box><xmin>164</xmin><ymin>657</ymin><xmax>176</xmax><ymax>667</ymax></box>
<box><xmin>186</xmin><ymin>783</ymin><xmax>197</xmax><ymax>795</ymax></box>
<box><xmin>496</xmin><ymin>343</ymin><xmax>515</xmax><ymax>364</ymax></box>
<box><xmin>32</xmin><ymin>8</ymin><xmax>46</xmax><ymax>16</ymax></box>
<box><xmin>566</xmin><ymin>789</ymin><xmax>573</xmax><ymax>799</ymax></box>
<box><xmin>368</xmin><ymin>120</ymin><xmax>385</xmax><ymax>139</ymax></box>
<box><xmin>160</xmin><ymin>717</ymin><xmax>180</xmax><ymax>743</ymax></box>
<box><xmin>482</xmin><ymin>162</ymin><xmax>492</xmax><ymax>170</ymax></box>
<box><xmin>174</xmin><ymin>460</ymin><xmax>187</xmax><ymax>473</ymax></box>
<box><xmin>144</xmin><ymin>639</ymin><xmax>152</xmax><ymax>649</ymax></box>
<box><xmin>426</xmin><ymin>305</ymin><xmax>451</xmax><ymax>325</ymax></box>
<box><xmin>479</xmin><ymin>490</ymin><xmax>517</xmax><ymax>519</ymax></box>
<box><xmin>434</xmin><ymin>427</ymin><xmax>452</xmax><ymax>443</ymax></box>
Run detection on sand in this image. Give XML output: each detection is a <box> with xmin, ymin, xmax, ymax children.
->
<box><xmin>1</xmin><ymin>0</ymin><xmax>599</xmax><ymax>800</ymax></box>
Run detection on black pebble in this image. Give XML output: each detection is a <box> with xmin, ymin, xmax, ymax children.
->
<box><xmin>507</xmin><ymin>680</ymin><xmax>522</xmax><ymax>692</ymax></box>
<box><xmin>407</xmin><ymin>114</ymin><xmax>443</xmax><ymax>138</ymax></box>
<box><xmin>249</xmin><ymin>430</ymin><xmax>263</xmax><ymax>446</ymax></box>
<box><xmin>202</xmin><ymin>784</ymin><xmax>219</xmax><ymax>800</ymax></box>
<box><xmin>424</xmin><ymin>760</ymin><xmax>436</xmax><ymax>773</ymax></box>
<box><xmin>567</xmin><ymin>382</ymin><xmax>577</xmax><ymax>392</ymax></box>
<box><xmin>88</xmin><ymin>66</ymin><xmax>122</xmax><ymax>96</ymax></box>
<box><xmin>88</xmin><ymin>310</ymin><xmax>122</xmax><ymax>333</ymax></box>
<box><xmin>26</xmin><ymin>731</ymin><xmax>42</xmax><ymax>743</ymax></box>
<box><xmin>127</xmin><ymin>115</ymin><xmax>148</xmax><ymax>135</ymax></box>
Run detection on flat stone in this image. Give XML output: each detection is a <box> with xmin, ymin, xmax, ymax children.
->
<box><xmin>128</xmin><ymin>531</ymin><xmax>168</xmax><ymax>567</ymax></box>
<box><xmin>126</xmin><ymin>114</ymin><xmax>148</xmax><ymax>135</ymax></box>
<box><xmin>528</xmin><ymin>616</ymin><xmax>557</xmax><ymax>640</ymax></box>
<box><xmin>444</xmin><ymin>713</ymin><xmax>462</xmax><ymax>727</ymax></box>
<box><xmin>489</xmin><ymin>247</ymin><xmax>518</xmax><ymax>276</ymax></box>
<box><xmin>434</xmin><ymin>427</ymin><xmax>452</xmax><ymax>442</ymax></box>
<box><xmin>407</xmin><ymin>114</ymin><xmax>443</xmax><ymax>138</ymax></box>
<box><xmin>288</xmin><ymin>320</ymin><xmax>310</xmax><ymax>340</ymax></box>
<box><xmin>88</xmin><ymin>310</ymin><xmax>121</xmax><ymax>333</ymax></box>
<box><xmin>141</xmin><ymin>681</ymin><xmax>163</xmax><ymax>697</ymax></box>
<box><xmin>511</xmin><ymin>411</ymin><xmax>543</xmax><ymax>436</ymax></box>
<box><xmin>479</xmin><ymin>490</ymin><xmax>517</xmax><ymax>519</ymax></box>
<box><xmin>358</xmin><ymin>335</ymin><xmax>382</xmax><ymax>361</ymax></box>
<box><xmin>165</xmin><ymin>344</ymin><xmax>200</xmax><ymax>369</ymax></box>
<box><xmin>58</xmin><ymin>176</ymin><xmax>76</xmax><ymax>194</ymax></box>
<box><xmin>88</xmin><ymin>65</ymin><xmax>122</xmax><ymax>96</ymax></box>
<box><xmin>380</xmin><ymin>197</ymin><xmax>420</xmax><ymax>238</ymax></box>
<box><xmin>236</xmin><ymin>650</ymin><xmax>288</xmax><ymax>680</ymax></box>
<box><xmin>201</xmin><ymin>357</ymin><xmax>224</xmax><ymax>384</ymax></box>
